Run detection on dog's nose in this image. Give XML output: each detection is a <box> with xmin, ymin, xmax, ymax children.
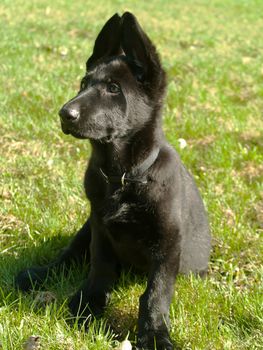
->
<box><xmin>59</xmin><ymin>106</ymin><xmax>79</xmax><ymax>122</ymax></box>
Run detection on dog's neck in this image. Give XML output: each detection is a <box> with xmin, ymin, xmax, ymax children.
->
<box><xmin>91</xmin><ymin>119</ymin><xmax>164</xmax><ymax>175</ymax></box>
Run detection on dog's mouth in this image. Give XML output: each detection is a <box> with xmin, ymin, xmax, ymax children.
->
<box><xmin>68</xmin><ymin>130</ymin><xmax>89</xmax><ymax>139</ymax></box>
<box><xmin>61</xmin><ymin>122</ymin><xmax>88</xmax><ymax>139</ymax></box>
<box><xmin>61</xmin><ymin>122</ymin><xmax>116</xmax><ymax>143</ymax></box>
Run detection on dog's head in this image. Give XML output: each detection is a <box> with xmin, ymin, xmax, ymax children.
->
<box><xmin>59</xmin><ymin>12</ymin><xmax>166</xmax><ymax>142</ymax></box>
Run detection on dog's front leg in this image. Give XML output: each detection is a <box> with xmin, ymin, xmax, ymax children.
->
<box><xmin>69</xmin><ymin>217</ymin><xmax>118</xmax><ymax>323</ymax></box>
<box><xmin>137</xmin><ymin>248</ymin><xmax>179</xmax><ymax>350</ymax></box>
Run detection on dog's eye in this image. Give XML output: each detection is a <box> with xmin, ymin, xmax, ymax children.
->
<box><xmin>80</xmin><ymin>79</ymin><xmax>86</xmax><ymax>91</ymax></box>
<box><xmin>107</xmin><ymin>82</ymin><xmax>120</xmax><ymax>94</ymax></box>
<box><xmin>80</xmin><ymin>76</ymin><xmax>89</xmax><ymax>91</ymax></box>
<box><xmin>80</xmin><ymin>78</ymin><xmax>87</xmax><ymax>90</ymax></box>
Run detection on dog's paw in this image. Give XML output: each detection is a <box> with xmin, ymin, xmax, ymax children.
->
<box><xmin>68</xmin><ymin>289</ymin><xmax>106</xmax><ymax>326</ymax></box>
<box><xmin>68</xmin><ymin>291</ymin><xmax>89</xmax><ymax>317</ymax></box>
<box><xmin>137</xmin><ymin>331</ymin><xmax>174</xmax><ymax>350</ymax></box>
<box><xmin>15</xmin><ymin>266</ymin><xmax>49</xmax><ymax>292</ymax></box>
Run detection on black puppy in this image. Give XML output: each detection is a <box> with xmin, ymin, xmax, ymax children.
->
<box><xmin>16</xmin><ymin>12</ymin><xmax>211</xmax><ymax>350</ymax></box>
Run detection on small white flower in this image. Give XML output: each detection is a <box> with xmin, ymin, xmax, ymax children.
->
<box><xmin>60</xmin><ymin>47</ymin><xmax>68</xmax><ymax>56</ymax></box>
<box><xmin>116</xmin><ymin>340</ymin><xmax>132</xmax><ymax>350</ymax></box>
<box><xmin>178</xmin><ymin>138</ymin><xmax>187</xmax><ymax>149</ymax></box>
<box><xmin>47</xmin><ymin>159</ymin><xmax>54</xmax><ymax>167</ymax></box>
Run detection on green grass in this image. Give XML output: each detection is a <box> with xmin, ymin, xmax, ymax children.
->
<box><xmin>0</xmin><ymin>0</ymin><xmax>262</xmax><ymax>349</ymax></box>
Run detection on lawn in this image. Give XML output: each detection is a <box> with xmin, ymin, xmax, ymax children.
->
<box><xmin>0</xmin><ymin>0</ymin><xmax>262</xmax><ymax>349</ymax></box>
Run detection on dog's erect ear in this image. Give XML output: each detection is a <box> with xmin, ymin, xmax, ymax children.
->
<box><xmin>86</xmin><ymin>13</ymin><xmax>122</xmax><ymax>70</ymax></box>
<box><xmin>121</xmin><ymin>12</ymin><xmax>161</xmax><ymax>83</ymax></box>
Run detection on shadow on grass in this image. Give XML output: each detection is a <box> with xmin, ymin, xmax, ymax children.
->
<box><xmin>0</xmin><ymin>234</ymin><xmax>90</xmax><ymax>318</ymax></box>
<box><xmin>0</xmin><ymin>234</ymin><xmax>149</xmax><ymax>343</ymax></box>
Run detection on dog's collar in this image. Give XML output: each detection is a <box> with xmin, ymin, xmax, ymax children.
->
<box><xmin>99</xmin><ymin>148</ymin><xmax>159</xmax><ymax>187</ymax></box>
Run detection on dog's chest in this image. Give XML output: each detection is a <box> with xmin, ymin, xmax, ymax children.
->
<box><xmin>102</xmin><ymin>187</ymin><xmax>154</xmax><ymax>270</ymax></box>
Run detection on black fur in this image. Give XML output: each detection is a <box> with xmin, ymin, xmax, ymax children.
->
<box><xmin>15</xmin><ymin>12</ymin><xmax>211</xmax><ymax>350</ymax></box>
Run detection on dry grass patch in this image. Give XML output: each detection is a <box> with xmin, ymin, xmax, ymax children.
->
<box><xmin>240</xmin><ymin>162</ymin><xmax>263</xmax><ymax>181</ymax></box>
<box><xmin>254</xmin><ymin>199</ymin><xmax>263</xmax><ymax>228</ymax></box>
<box><xmin>188</xmin><ymin>135</ymin><xmax>216</xmax><ymax>147</ymax></box>
<box><xmin>0</xmin><ymin>213</ymin><xmax>26</xmax><ymax>233</ymax></box>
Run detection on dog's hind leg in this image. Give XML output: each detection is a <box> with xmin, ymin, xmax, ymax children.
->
<box><xmin>15</xmin><ymin>219</ymin><xmax>91</xmax><ymax>292</ymax></box>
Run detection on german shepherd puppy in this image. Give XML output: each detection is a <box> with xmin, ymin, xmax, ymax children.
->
<box><xmin>16</xmin><ymin>12</ymin><xmax>211</xmax><ymax>350</ymax></box>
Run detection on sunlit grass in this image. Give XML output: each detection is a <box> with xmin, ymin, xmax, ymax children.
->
<box><xmin>0</xmin><ymin>0</ymin><xmax>262</xmax><ymax>349</ymax></box>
